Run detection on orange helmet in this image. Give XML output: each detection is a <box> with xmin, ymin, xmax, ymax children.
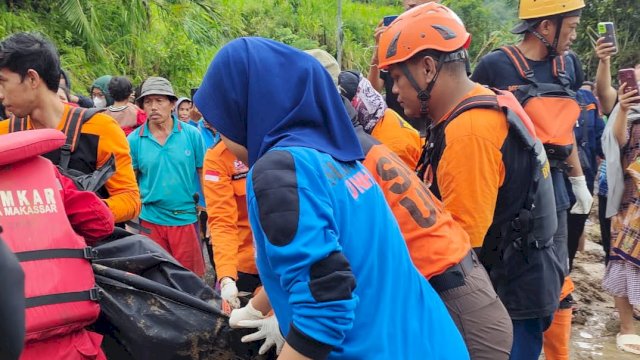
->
<box><xmin>377</xmin><ymin>3</ymin><xmax>471</xmax><ymax>70</ymax></box>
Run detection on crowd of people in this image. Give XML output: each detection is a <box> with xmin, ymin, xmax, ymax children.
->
<box><xmin>0</xmin><ymin>0</ymin><xmax>639</xmax><ymax>359</ymax></box>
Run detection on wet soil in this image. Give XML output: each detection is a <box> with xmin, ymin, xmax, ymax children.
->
<box><xmin>549</xmin><ymin>213</ymin><xmax>640</xmax><ymax>359</ymax></box>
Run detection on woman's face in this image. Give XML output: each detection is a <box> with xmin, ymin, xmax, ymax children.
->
<box><xmin>178</xmin><ymin>101</ymin><xmax>192</xmax><ymax>121</ymax></box>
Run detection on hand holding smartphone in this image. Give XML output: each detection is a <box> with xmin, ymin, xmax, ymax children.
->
<box><xmin>618</xmin><ymin>69</ymin><xmax>640</xmax><ymax>105</ymax></box>
<box><xmin>598</xmin><ymin>22</ymin><xmax>618</xmax><ymax>55</ymax></box>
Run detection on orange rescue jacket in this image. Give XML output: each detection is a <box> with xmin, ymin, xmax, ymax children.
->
<box><xmin>203</xmin><ymin>142</ymin><xmax>257</xmax><ymax>280</ymax></box>
<box><xmin>358</xmin><ymin>128</ymin><xmax>470</xmax><ymax>278</ymax></box>
<box><xmin>370</xmin><ymin>109</ymin><xmax>422</xmax><ymax>169</ymax></box>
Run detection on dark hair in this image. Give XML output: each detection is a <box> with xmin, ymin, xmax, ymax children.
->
<box><xmin>0</xmin><ymin>32</ymin><xmax>60</xmax><ymax>92</ymax></box>
<box><xmin>108</xmin><ymin>76</ymin><xmax>134</xmax><ymax>102</ymax></box>
<box><xmin>409</xmin><ymin>48</ymin><xmax>467</xmax><ymax>75</ymax></box>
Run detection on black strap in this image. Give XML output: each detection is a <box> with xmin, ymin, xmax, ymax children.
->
<box><xmin>15</xmin><ymin>247</ymin><xmax>96</xmax><ymax>262</ymax></box>
<box><xmin>416</xmin><ymin>94</ymin><xmax>502</xmax><ymax>191</ymax></box>
<box><xmin>500</xmin><ymin>46</ymin><xmax>537</xmax><ymax>83</ymax></box>
<box><xmin>58</xmin><ymin>107</ymin><xmax>104</xmax><ymax>172</ymax></box>
<box><xmin>8</xmin><ymin>115</ymin><xmax>27</xmax><ymax>133</ymax></box>
<box><xmin>26</xmin><ymin>288</ymin><xmax>100</xmax><ymax>309</ymax></box>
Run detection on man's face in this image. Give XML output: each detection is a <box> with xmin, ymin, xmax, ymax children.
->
<box><xmin>0</xmin><ymin>68</ymin><xmax>37</xmax><ymax>118</ymax></box>
<box><xmin>557</xmin><ymin>16</ymin><xmax>580</xmax><ymax>53</ymax></box>
<box><xmin>541</xmin><ymin>16</ymin><xmax>580</xmax><ymax>54</ymax></box>
<box><xmin>388</xmin><ymin>61</ymin><xmax>426</xmax><ymax>118</ymax></box>
<box><xmin>143</xmin><ymin>95</ymin><xmax>175</xmax><ymax>124</ymax></box>
<box><xmin>402</xmin><ymin>0</ymin><xmax>438</xmax><ymax>11</ymax></box>
<box><xmin>177</xmin><ymin>101</ymin><xmax>192</xmax><ymax>122</ymax></box>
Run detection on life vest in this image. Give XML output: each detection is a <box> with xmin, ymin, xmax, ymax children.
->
<box><xmin>498</xmin><ymin>45</ymin><xmax>581</xmax><ymax>161</ymax></box>
<box><xmin>0</xmin><ymin>129</ymin><xmax>100</xmax><ymax>343</ymax></box>
<box><xmin>417</xmin><ymin>88</ymin><xmax>564</xmax><ymax>318</ymax></box>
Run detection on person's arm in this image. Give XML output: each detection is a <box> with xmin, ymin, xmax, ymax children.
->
<box><xmin>278</xmin><ymin>343</ymin><xmax>313</xmax><ymax>360</ymax></box>
<box><xmin>595</xmin><ymin>110</ymin><xmax>606</xmax><ymax>158</ymax></box>
<box><xmin>566</xmin><ymin>137</ymin><xmax>584</xmax><ymax>177</ymax></box>
<box><xmin>249</xmin><ymin>151</ymin><xmax>357</xmax><ymax>360</ymax></box>
<box><xmin>96</xmin><ymin>116</ymin><xmax>141</xmax><ymax>223</ymax></box>
<box><xmin>366</xmin><ymin>20</ymin><xmax>386</xmax><ymax>93</ymax></box>
<box><xmin>437</xmin><ymin>134</ymin><xmax>503</xmax><ymax>248</ymax></box>
<box><xmin>0</xmin><ymin>237</ymin><xmax>25</xmax><ymax>360</ymax></box>
<box><xmin>57</xmin><ymin>168</ymin><xmax>115</xmax><ymax>243</ymax></box>
<box><xmin>613</xmin><ymin>85</ymin><xmax>640</xmax><ymax>147</ymax></box>
<box><xmin>594</xmin><ymin>37</ymin><xmax>618</xmax><ymax>115</ymax></box>
<box><xmin>203</xmin><ymin>148</ymin><xmax>242</xmax><ymax>281</ymax></box>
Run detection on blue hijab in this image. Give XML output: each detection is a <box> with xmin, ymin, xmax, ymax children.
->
<box><xmin>194</xmin><ymin>37</ymin><xmax>363</xmax><ymax>166</ymax></box>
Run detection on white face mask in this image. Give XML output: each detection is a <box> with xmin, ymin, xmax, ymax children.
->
<box><xmin>93</xmin><ymin>97</ymin><xmax>107</xmax><ymax>108</ymax></box>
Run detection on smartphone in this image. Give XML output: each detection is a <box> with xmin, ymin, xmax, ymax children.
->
<box><xmin>190</xmin><ymin>87</ymin><xmax>199</xmax><ymax>99</ymax></box>
<box><xmin>598</xmin><ymin>22</ymin><xmax>618</xmax><ymax>55</ymax></box>
<box><xmin>618</xmin><ymin>69</ymin><xmax>640</xmax><ymax>104</ymax></box>
<box><xmin>383</xmin><ymin>15</ymin><xmax>398</xmax><ymax>26</ymax></box>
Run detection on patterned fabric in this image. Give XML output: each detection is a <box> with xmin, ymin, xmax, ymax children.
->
<box><xmin>610</xmin><ymin>120</ymin><xmax>640</xmax><ymax>259</ymax></box>
<box><xmin>602</xmin><ymin>259</ymin><xmax>640</xmax><ymax>305</ymax></box>
<box><xmin>351</xmin><ymin>76</ymin><xmax>387</xmax><ymax>133</ymax></box>
<box><xmin>596</xmin><ymin>162</ymin><xmax>608</xmax><ymax>196</ymax></box>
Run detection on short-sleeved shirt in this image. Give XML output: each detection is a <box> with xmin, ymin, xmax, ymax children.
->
<box><xmin>128</xmin><ymin>118</ymin><xmax>205</xmax><ymax>226</ymax></box>
<box><xmin>471</xmin><ymin>50</ymin><xmax>582</xmax><ymax>212</ymax></box>
<box><xmin>433</xmin><ymin>84</ymin><xmax>509</xmax><ymax>248</ymax></box>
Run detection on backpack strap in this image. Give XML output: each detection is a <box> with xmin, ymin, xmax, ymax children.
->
<box><xmin>8</xmin><ymin>115</ymin><xmax>28</xmax><ymax>133</ymax></box>
<box><xmin>552</xmin><ymin>55</ymin><xmax>572</xmax><ymax>88</ymax></box>
<box><xmin>499</xmin><ymin>46</ymin><xmax>536</xmax><ymax>83</ymax></box>
<box><xmin>416</xmin><ymin>94</ymin><xmax>501</xmax><ymax>196</ymax></box>
<box><xmin>59</xmin><ymin>107</ymin><xmax>104</xmax><ymax>172</ymax></box>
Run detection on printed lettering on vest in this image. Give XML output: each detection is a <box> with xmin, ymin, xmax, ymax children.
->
<box><xmin>345</xmin><ymin>169</ymin><xmax>375</xmax><ymax>199</ymax></box>
<box><xmin>0</xmin><ymin>189</ymin><xmax>58</xmax><ymax>216</ymax></box>
<box><xmin>374</xmin><ymin>147</ymin><xmax>437</xmax><ymax>228</ymax></box>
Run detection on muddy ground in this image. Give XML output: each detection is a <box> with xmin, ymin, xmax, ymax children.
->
<box><xmin>551</xmin><ymin>210</ymin><xmax>640</xmax><ymax>359</ymax></box>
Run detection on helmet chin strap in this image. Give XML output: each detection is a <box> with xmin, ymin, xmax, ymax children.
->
<box><xmin>528</xmin><ymin>16</ymin><xmax>563</xmax><ymax>58</ymax></box>
<box><xmin>399</xmin><ymin>58</ymin><xmax>445</xmax><ymax>121</ymax></box>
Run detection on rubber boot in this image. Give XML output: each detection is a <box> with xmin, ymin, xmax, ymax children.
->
<box><xmin>542</xmin><ymin>307</ymin><xmax>572</xmax><ymax>360</ymax></box>
<box><xmin>543</xmin><ymin>277</ymin><xmax>575</xmax><ymax>360</ymax></box>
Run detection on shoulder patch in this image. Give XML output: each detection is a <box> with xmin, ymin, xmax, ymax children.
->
<box><xmin>252</xmin><ymin>150</ymin><xmax>299</xmax><ymax>247</ymax></box>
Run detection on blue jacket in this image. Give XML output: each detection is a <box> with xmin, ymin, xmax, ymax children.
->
<box><xmin>565</xmin><ymin>89</ymin><xmax>605</xmax><ymax>202</ymax></box>
<box><xmin>247</xmin><ymin>146</ymin><xmax>468</xmax><ymax>360</ymax></box>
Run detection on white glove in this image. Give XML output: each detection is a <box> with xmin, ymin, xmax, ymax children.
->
<box><xmin>229</xmin><ymin>300</ymin><xmax>265</xmax><ymax>328</ymax></box>
<box><xmin>220</xmin><ymin>277</ymin><xmax>240</xmax><ymax>309</ymax></box>
<box><xmin>569</xmin><ymin>176</ymin><xmax>593</xmax><ymax>214</ymax></box>
<box><xmin>237</xmin><ymin>315</ymin><xmax>285</xmax><ymax>355</ymax></box>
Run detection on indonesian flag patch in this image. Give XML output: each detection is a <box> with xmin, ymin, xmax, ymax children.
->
<box><xmin>205</xmin><ymin>170</ymin><xmax>220</xmax><ymax>182</ymax></box>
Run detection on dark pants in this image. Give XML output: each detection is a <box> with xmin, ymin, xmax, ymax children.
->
<box><xmin>567</xmin><ymin>212</ymin><xmax>588</xmax><ymax>271</ymax></box>
<box><xmin>598</xmin><ymin>195</ymin><xmax>611</xmax><ymax>264</ymax></box>
<box><xmin>198</xmin><ymin>211</ymin><xmax>214</xmax><ymax>267</ymax></box>
<box><xmin>554</xmin><ymin>210</ymin><xmax>569</xmax><ymax>276</ymax></box>
<box><xmin>510</xmin><ymin>316</ymin><xmax>553</xmax><ymax>360</ymax></box>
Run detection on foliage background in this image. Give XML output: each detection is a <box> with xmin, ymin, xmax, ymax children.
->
<box><xmin>0</xmin><ymin>0</ymin><xmax>637</xmax><ymax>96</ymax></box>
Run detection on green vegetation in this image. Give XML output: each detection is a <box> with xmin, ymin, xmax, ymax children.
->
<box><xmin>0</xmin><ymin>0</ymin><xmax>637</xmax><ymax>96</ymax></box>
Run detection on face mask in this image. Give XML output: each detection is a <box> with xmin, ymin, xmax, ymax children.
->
<box><xmin>93</xmin><ymin>97</ymin><xmax>107</xmax><ymax>108</ymax></box>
